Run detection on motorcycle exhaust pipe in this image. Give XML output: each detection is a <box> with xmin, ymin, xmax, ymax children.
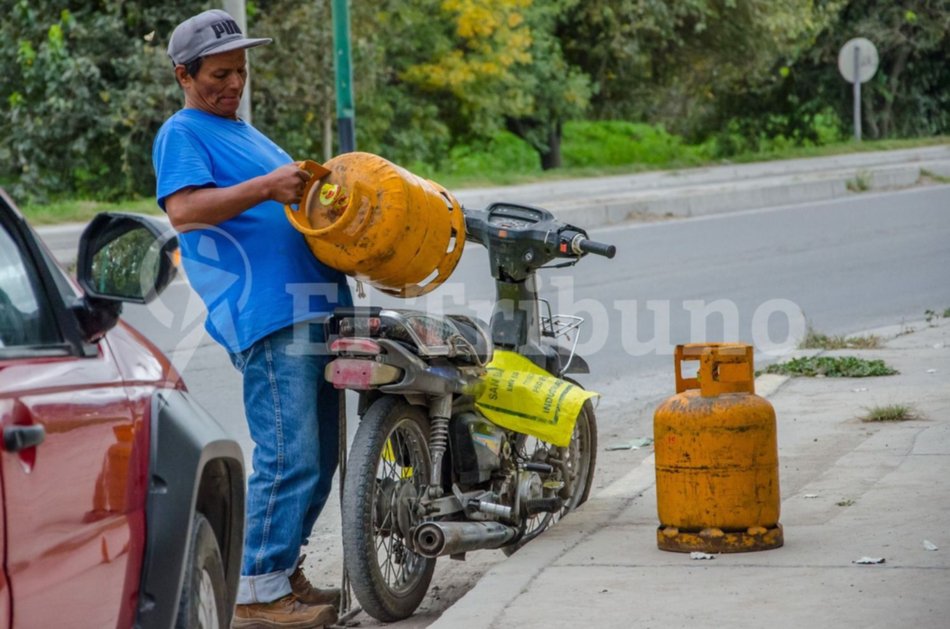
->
<box><xmin>413</xmin><ymin>521</ymin><xmax>518</xmax><ymax>558</ymax></box>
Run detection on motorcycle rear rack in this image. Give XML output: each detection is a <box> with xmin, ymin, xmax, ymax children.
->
<box><xmin>539</xmin><ymin>299</ymin><xmax>584</xmax><ymax>375</ymax></box>
<box><xmin>539</xmin><ymin>299</ymin><xmax>583</xmax><ymax>339</ymax></box>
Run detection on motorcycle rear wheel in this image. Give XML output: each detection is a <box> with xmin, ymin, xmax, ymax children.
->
<box><xmin>342</xmin><ymin>396</ymin><xmax>436</xmax><ymax>622</ymax></box>
<box><xmin>503</xmin><ymin>397</ymin><xmax>597</xmax><ymax>555</ymax></box>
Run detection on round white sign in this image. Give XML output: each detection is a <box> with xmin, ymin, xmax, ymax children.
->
<box><xmin>838</xmin><ymin>38</ymin><xmax>879</xmax><ymax>84</ymax></box>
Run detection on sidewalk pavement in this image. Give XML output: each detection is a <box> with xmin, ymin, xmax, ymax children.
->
<box><xmin>35</xmin><ymin>144</ymin><xmax>950</xmax><ymax>266</ymax></box>
<box><xmin>431</xmin><ymin>317</ymin><xmax>950</xmax><ymax>629</ymax></box>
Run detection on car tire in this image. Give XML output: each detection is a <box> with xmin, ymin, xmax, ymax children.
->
<box><xmin>176</xmin><ymin>512</ymin><xmax>228</xmax><ymax>629</ymax></box>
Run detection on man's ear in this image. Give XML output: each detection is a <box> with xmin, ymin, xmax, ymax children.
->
<box><xmin>174</xmin><ymin>65</ymin><xmax>191</xmax><ymax>88</ymax></box>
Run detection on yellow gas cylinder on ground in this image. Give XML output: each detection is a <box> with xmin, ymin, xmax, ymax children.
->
<box><xmin>654</xmin><ymin>343</ymin><xmax>783</xmax><ymax>553</ymax></box>
<box><xmin>284</xmin><ymin>153</ymin><xmax>466</xmax><ymax>298</ymax></box>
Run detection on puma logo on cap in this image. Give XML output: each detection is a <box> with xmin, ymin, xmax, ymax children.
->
<box><xmin>211</xmin><ymin>19</ymin><xmax>242</xmax><ymax>39</ymax></box>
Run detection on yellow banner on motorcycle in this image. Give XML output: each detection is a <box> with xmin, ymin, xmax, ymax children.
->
<box><xmin>474</xmin><ymin>351</ymin><xmax>598</xmax><ymax>448</ymax></box>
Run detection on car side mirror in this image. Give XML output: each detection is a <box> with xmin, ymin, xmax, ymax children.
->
<box><xmin>74</xmin><ymin>213</ymin><xmax>178</xmax><ymax>341</ymax></box>
<box><xmin>78</xmin><ymin>212</ymin><xmax>179</xmax><ymax>304</ymax></box>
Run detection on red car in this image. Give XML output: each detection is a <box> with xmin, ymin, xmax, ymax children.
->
<box><xmin>0</xmin><ymin>189</ymin><xmax>244</xmax><ymax>629</ymax></box>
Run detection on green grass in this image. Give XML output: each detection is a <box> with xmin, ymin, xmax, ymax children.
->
<box><xmin>560</xmin><ymin>121</ymin><xmax>707</xmax><ymax>168</ymax></box>
<box><xmin>21</xmin><ymin>197</ymin><xmax>162</xmax><ymax>225</ymax></box>
<box><xmin>919</xmin><ymin>168</ymin><xmax>950</xmax><ymax>184</ymax></box>
<box><xmin>860</xmin><ymin>403</ymin><xmax>920</xmax><ymax>423</ymax></box>
<box><xmin>763</xmin><ymin>356</ymin><xmax>898</xmax><ymax>378</ymax></box>
<box><xmin>845</xmin><ymin>170</ymin><xmax>871</xmax><ymax>192</ymax></box>
<box><xmin>799</xmin><ymin>327</ymin><xmax>884</xmax><ymax>350</ymax></box>
<box><xmin>924</xmin><ymin>308</ymin><xmax>950</xmax><ymax>324</ymax></box>
<box><xmin>428</xmin><ymin>132</ymin><xmax>950</xmax><ymax>190</ymax></box>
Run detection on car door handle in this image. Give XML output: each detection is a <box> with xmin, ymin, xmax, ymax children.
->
<box><xmin>3</xmin><ymin>425</ymin><xmax>46</xmax><ymax>452</ymax></box>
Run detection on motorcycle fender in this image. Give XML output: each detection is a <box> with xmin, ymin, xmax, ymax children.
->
<box><xmin>377</xmin><ymin>340</ymin><xmax>468</xmax><ymax>395</ymax></box>
<box><xmin>559</xmin><ymin>349</ymin><xmax>590</xmax><ymax>375</ymax></box>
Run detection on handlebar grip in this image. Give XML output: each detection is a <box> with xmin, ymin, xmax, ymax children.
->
<box><xmin>575</xmin><ymin>237</ymin><xmax>617</xmax><ymax>259</ymax></box>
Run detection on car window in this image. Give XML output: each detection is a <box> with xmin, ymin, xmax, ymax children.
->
<box><xmin>0</xmin><ymin>224</ymin><xmax>61</xmax><ymax>348</ymax></box>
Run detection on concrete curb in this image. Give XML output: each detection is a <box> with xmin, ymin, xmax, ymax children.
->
<box><xmin>543</xmin><ymin>158</ymin><xmax>950</xmax><ymax>228</ymax></box>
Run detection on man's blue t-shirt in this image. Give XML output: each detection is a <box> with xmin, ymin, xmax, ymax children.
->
<box><xmin>152</xmin><ymin>108</ymin><xmax>351</xmax><ymax>352</ymax></box>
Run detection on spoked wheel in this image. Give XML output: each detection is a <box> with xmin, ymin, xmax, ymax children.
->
<box><xmin>504</xmin><ymin>398</ymin><xmax>597</xmax><ymax>555</ymax></box>
<box><xmin>342</xmin><ymin>396</ymin><xmax>436</xmax><ymax>622</ymax></box>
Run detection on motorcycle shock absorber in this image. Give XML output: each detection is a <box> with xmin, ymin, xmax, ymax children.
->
<box><xmin>427</xmin><ymin>395</ymin><xmax>452</xmax><ymax>498</ymax></box>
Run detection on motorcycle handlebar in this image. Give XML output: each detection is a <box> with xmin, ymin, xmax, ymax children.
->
<box><xmin>565</xmin><ymin>231</ymin><xmax>617</xmax><ymax>259</ymax></box>
<box><xmin>576</xmin><ymin>238</ymin><xmax>617</xmax><ymax>259</ymax></box>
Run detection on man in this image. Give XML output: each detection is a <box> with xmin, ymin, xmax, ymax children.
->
<box><xmin>153</xmin><ymin>10</ymin><xmax>351</xmax><ymax>629</ymax></box>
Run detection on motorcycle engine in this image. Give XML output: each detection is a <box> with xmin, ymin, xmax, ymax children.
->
<box><xmin>450</xmin><ymin>412</ymin><xmax>506</xmax><ymax>485</ymax></box>
<box><xmin>450</xmin><ymin>412</ymin><xmax>561</xmax><ymax>522</ymax></box>
<box><xmin>518</xmin><ymin>471</ymin><xmax>544</xmax><ymax>505</ymax></box>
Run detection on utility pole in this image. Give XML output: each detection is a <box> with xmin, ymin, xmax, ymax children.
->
<box><xmin>332</xmin><ymin>0</ymin><xmax>356</xmax><ymax>153</ymax></box>
<box><xmin>222</xmin><ymin>0</ymin><xmax>252</xmax><ymax>123</ymax></box>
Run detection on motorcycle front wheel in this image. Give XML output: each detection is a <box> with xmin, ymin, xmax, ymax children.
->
<box><xmin>504</xmin><ymin>397</ymin><xmax>598</xmax><ymax>555</ymax></box>
<box><xmin>342</xmin><ymin>395</ymin><xmax>436</xmax><ymax>622</ymax></box>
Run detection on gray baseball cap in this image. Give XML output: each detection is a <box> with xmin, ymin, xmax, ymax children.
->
<box><xmin>167</xmin><ymin>9</ymin><xmax>272</xmax><ymax>66</ymax></box>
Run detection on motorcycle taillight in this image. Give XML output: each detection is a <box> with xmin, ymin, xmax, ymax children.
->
<box><xmin>330</xmin><ymin>337</ymin><xmax>382</xmax><ymax>355</ymax></box>
<box><xmin>339</xmin><ymin>317</ymin><xmax>381</xmax><ymax>337</ymax></box>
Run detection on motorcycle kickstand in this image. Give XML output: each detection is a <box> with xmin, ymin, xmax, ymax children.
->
<box><xmin>330</xmin><ymin>388</ymin><xmax>362</xmax><ymax>628</ymax></box>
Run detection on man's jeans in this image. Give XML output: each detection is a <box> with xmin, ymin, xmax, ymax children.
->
<box><xmin>228</xmin><ymin>321</ymin><xmax>339</xmax><ymax>604</ymax></box>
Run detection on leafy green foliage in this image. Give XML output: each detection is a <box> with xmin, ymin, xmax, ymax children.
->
<box><xmin>398</xmin><ymin>0</ymin><xmax>591</xmax><ymax>169</ymax></box>
<box><xmin>249</xmin><ymin>0</ymin><xmax>336</xmax><ymax>161</ymax></box>
<box><xmin>763</xmin><ymin>356</ymin><xmax>898</xmax><ymax>378</ymax></box>
<box><xmin>1</xmin><ymin>1</ymin><xmax>209</xmax><ymax>203</ymax></box>
<box><xmin>501</xmin><ymin>0</ymin><xmax>592</xmax><ymax>168</ymax></box>
<box><xmin>715</xmin><ymin>0</ymin><xmax>950</xmax><ymax>145</ymax></box>
<box><xmin>2</xmin><ymin>0</ymin><xmax>948</xmax><ymax>202</ymax></box>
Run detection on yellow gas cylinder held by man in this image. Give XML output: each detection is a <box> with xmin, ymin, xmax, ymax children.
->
<box><xmin>653</xmin><ymin>343</ymin><xmax>783</xmax><ymax>553</ymax></box>
<box><xmin>284</xmin><ymin>153</ymin><xmax>466</xmax><ymax>298</ymax></box>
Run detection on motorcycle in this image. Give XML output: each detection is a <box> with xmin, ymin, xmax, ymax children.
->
<box><xmin>325</xmin><ymin>201</ymin><xmax>616</xmax><ymax>621</ymax></box>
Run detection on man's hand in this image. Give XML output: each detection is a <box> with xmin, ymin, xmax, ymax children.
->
<box><xmin>263</xmin><ymin>164</ymin><xmax>312</xmax><ymax>205</ymax></box>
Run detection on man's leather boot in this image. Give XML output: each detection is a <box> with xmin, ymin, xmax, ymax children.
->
<box><xmin>231</xmin><ymin>593</ymin><xmax>337</xmax><ymax>629</ymax></box>
<box><xmin>289</xmin><ymin>556</ymin><xmax>341</xmax><ymax>608</ymax></box>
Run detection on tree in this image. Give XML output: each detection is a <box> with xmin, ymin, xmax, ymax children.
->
<box><xmin>400</xmin><ymin>0</ymin><xmax>591</xmax><ymax>169</ymax></box>
<box><xmin>557</xmin><ymin>0</ymin><xmax>840</xmax><ymax>140</ymax></box>
<box><xmin>0</xmin><ymin>0</ymin><xmax>208</xmax><ymax>202</ymax></box>
<box><xmin>802</xmin><ymin>0</ymin><xmax>950</xmax><ymax>139</ymax></box>
<box><xmin>249</xmin><ymin>0</ymin><xmax>337</xmax><ymax>161</ymax></box>
<box><xmin>505</xmin><ymin>0</ymin><xmax>591</xmax><ymax>169</ymax></box>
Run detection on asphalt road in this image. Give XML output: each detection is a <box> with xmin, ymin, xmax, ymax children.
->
<box><xmin>75</xmin><ymin>184</ymin><xmax>950</xmax><ymax>626</ymax></box>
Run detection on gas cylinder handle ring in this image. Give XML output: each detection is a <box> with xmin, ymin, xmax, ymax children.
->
<box><xmin>290</xmin><ymin>160</ymin><xmax>330</xmax><ymax>212</ymax></box>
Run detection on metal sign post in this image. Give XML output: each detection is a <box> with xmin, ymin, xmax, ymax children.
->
<box><xmin>332</xmin><ymin>0</ymin><xmax>356</xmax><ymax>154</ymax></box>
<box><xmin>852</xmin><ymin>46</ymin><xmax>861</xmax><ymax>141</ymax></box>
<box><xmin>837</xmin><ymin>38</ymin><xmax>879</xmax><ymax>142</ymax></box>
